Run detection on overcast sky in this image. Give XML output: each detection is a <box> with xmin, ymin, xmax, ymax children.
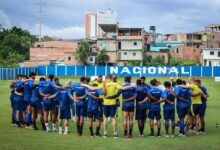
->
<box><xmin>0</xmin><ymin>0</ymin><xmax>219</xmax><ymax>39</ymax></box>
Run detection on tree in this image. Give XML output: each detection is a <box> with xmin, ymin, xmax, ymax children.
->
<box><xmin>96</xmin><ymin>49</ymin><xmax>109</xmax><ymax>66</ymax></box>
<box><xmin>143</xmin><ymin>55</ymin><xmax>153</xmax><ymax>66</ymax></box>
<box><xmin>150</xmin><ymin>56</ymin><xmax>165</xmax><ymax>66</ymax></box>
<box><xmin>0</xmin><ymin>26</ymin><xmax>37</xmax><ymax>67</ymax></box>
<box><xmin>75</xmin><ymin>41</ymin><xmax>90</xmax><ymax>65</ymax></box>
<box><xmin>128</xmin><ymin>60</ymin><xmax>141</xmax><ymax>66</ymax></box>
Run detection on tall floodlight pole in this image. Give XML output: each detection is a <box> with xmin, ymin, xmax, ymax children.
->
<box><xmin>38</xmin><ymin>0</ymin><xmax>42</xmax><ymax>41</ymax></box>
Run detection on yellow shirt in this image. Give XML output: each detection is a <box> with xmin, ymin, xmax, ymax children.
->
<box><xmin>190</xmin><ymin>84</ymin><xmax>202</xmax><ymax>104</ymax></box>
<box><xmin>97</xmin><ymin>81</ymin><xmax>122</xmax><ymax>105</ymax></box>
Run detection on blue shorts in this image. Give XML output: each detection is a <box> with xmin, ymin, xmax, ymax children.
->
<box><xmin>200</xmin><ymin>103</ymin><xmax>207</xmax><ymax>117</ymax></box>
<box><xmin>31</xmin><ymin>101</ymin><xmax>43</xmax><ymax>110</ymax></box>
<box><xmin>122</xmin><ymin>105</ymin><xmax>134</xmax><ymax>112</ymax></box>
<box><xmin>135</xmin><ymin>108</ymin><xmax>147</xmax><ymax>121</ymax></box>
<box><xmin>163</xmin><ymin>108</ymin><xmax>175</xmax><ymax>121</ymax></box>
<box><xmin>148</xmin><ymin>108</ymin><xmax>161</xmax><ymax>120</ymax></box>
<box><xmin>60</xmin><ymin>108</ymin><xmax>71</xmax><ymax>120</ymax></box>
<box><xmin>88</xmin><ymin>109</ymin><xmax>101</xmax><ymax>119</ymax></box>
<box><xmin>193</xmin><ymin>104</ymin><xmax>202</xmax><ymax>116</ymax></box>
<box><xmin>14</xmin><ymin>100</ymin><xmax>25</xmax><ymax>112</ymax></box>
<box><xmin>24</xmin><ymin>101</ymin><xmax>31</xmax><ymax>109</ymax></box>
<box><xmin>103</xmin><ymin>105</ymin><xmax>117</xmax><ymax>118</ymax></box>
<box><xmin>43</xmin><ymin>99</ymin><xmax>53</xmax><ymax>112</ymax></box>
<box><xmin>76</xmin><ymin>105</ymin><xmax>86</xmax><ymax>117</ymax></box>
<box><xmin>178</xmin><ymin>105</ymin><xmax>189</xmax><ymax>119</ymax></box>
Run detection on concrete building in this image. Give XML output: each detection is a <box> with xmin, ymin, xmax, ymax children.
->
<box><xmin>85</xmin><ymin>12</ymin><xmax>97</xmax><ymax>39</ymax></box>
<box><xmin>203</xmin><ymin>48</ymin><xmax>220</xmax><ymax>66</ymax></box>
<box><xmin>205</xmin><ymin>24</ymin><xmax>220</xmax><ymax>32</ymax></box>
<box><xmin>170</xmin><ymin>46</ymin><xmax>202</xmax><ymax>63</ymax></box>
<box><xmin>85</xmin><ymin>9</ymin><xmax>118</xmax><ymax>39</ymax></box>
<box><xmin>177</xmin><ymin>33</ymin><xmax>203</xmax><ymax>48</ymax></box>
<box><xmin>24</xmin><ymin>41</ymin><xmax>78</xmax><ymax>67</ymax></box>
<box><xmin>117</xmin><ymin>28</ymin><xmax>145</xmax><ymax>66</ymax></box>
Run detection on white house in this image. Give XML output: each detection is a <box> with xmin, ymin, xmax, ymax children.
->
<box><xmin>203</xmin><ymin>48</ymin><xmax>220</xmax><ymax>66</ymax></box>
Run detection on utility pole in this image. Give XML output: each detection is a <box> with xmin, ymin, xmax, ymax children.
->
<box><xmin>38</xmin><ymin>0</ymin><xmax>43</xmax><ymax>41</ymax></box>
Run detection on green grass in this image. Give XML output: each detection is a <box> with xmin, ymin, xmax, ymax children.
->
<box><xmin>0</xmin><ymin>77</ymin><xmax>220</xmax><ymax>150</ymax></box>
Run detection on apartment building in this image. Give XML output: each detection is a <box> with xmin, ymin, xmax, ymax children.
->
<box><xmin>203</xmin><ymin>48</ymin><xmax>220</xmax><ymax>66</ymax></box>
<box><xmin>117</xmin><ymin>28</ymin><xmax>145</xmax><ymax>66</ymax></box>
<box><xmin>85</xmin><ymin>8</ymin><xmax>118</xmax><ymax>39</ymax></box>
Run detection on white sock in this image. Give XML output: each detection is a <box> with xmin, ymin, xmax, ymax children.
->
<box><xmin>65</xmin><ymin>126</ymin><xmax>69</xmax><ymax>133</ymax></box>
<box><xmin>45</xmin><ymin>123</ymin><xmax>49</xmax><ymax>128</ymax></box>
<box><xmin>53</xmin><ymin>124</ymin><xmax>56</xmax><ymax>128</ymax></box>
<box><xmin>59</xmin><ymin>127</ymin><xmax>62</xmax><ymax>132</ymax></box>
<box><xmin>104</xmin><ymin>131</ymin><xmax>107</xmax><ymax>135</ymax></box>
<box><xmin>114</xmin><ymin>132</ymin><xmax>118</xmax><ymax>135</ymax></box>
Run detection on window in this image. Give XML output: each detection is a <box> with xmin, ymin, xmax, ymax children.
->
<box><xmin>118</xmin><ymin>41</ymin><xmax>121</xmax><ymax>49</ymax></box>
<box><xmin>89</xmin><ymin>57</ymin><xmax>93</xmax><ymax>61</ymax></box>
<box><xmin>210</xmin><ymin>51</ymin><xmax>214</xmax><ymax>55</ymax></box>
<box><xmin>133</xmin><ymin>52</ymin><xmax>136</xmax><ymax>56</ymax></box>
<box><xmin>218</xmin><ymin>51</ymin><xmax>220</xmax><ymax>57</ymax></box>
<box><xmin>118</xmin><ymin>52</ymin><xmax>121</xmax><ymax>59</ymax></box>
<box><xmin>124</xmin><ymin>52</ymin><xmax>127</xmax><ymax>55</ymax></box>
<box><xmin>68</xmin><ymin>57</ymin><xmax>71</xmax><ymax>60</ymax></box>
<box><xmin>175</xmin><ymin>48</ymin><xmax>179</xmax><ymax>53</ymax></box>
<box><xmin>134</xmin><ymin>42</ymin><xmax>137</xmax><ymax>46</ymax></box>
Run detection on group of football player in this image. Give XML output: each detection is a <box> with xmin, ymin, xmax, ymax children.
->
<box><xmin>10</xmin><ymin>73</ymin><xmax>208</xmax><ymax>138</ymax></box>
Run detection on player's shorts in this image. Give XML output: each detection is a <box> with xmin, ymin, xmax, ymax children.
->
<box><xmin>87</xmin><ymin>109</ymin><xmax>101</xmax><ymax>119</ymax></box>
<box><xmin>148</xmin><ymin>108</ymin><xmax>161</xmax><ymax>120</ymax></box>
<box><xmin>163</xmin><ymin>108</ymin><xmax>175</xmax><ymax>121</ymax></box>
<box><xmin>122</xmin><ymin>105</ymin><xmax>134</xmax><ymax>112</ymax></box>
<box><xmin>76</xmin><ymin>105</ymin><xmax>86</xmax><ymax>117</ymax></box>
<box><xmin>24</xmin><ymin>101</ymin><xmax>32</xmax><ymax>109</ymax></box>
<box><xmin>192</xmin><ymin>104</ymin><xmax>202</xmax><ymax>116</ymax></box>
<box><xmin>43</xmin><ymin>99</ymin><xmax>53</xmax><ymax>112</ymax></box>
<box><xmin>135</xmin><ymin>108</ymin><xmax>147</xmax><ymax>121</ymax></box>
<box><xmin>31</xmin><ymin>101</ymin><xmax>43</xmax><ymax>110</ymax></box>
<box><xmin>60</xmin><ymin>108</ymin><xmax>71</xmax><ymax>120</ymax></box>
<box><xmin>178</xmin><ymin>105</ymin><xmax>189</xmax><ymax>119</ymax></box>
<box><xmin>14</xmin><ymin>100</ymin><xmax>25</xmax><ymax>112</ymax></box>
<box><xmin>200</xmin><ymin>103</ymin><xmax>207</xmax><ymax>117</ymax></box>
<box><xmin>53</xmin><ymin>99</ymin><xmax>60</xmax><ymax>106</ymax></box>
<box><xmin>103</xmin><ymin>105</ymin><xmax>117</xmax><ymax>118</ymax></box>
<box><xmin>24</xmin><ymin>96</ymin><xmax>31</xmax><ymax>107</ymax></box>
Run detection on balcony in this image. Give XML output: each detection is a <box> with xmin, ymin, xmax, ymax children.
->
<box><xmin>117</xmin><ymin>35</ymin><xmax>142</xmax><ymax>40</ymax></box>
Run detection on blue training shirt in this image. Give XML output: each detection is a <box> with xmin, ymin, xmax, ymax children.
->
<box><xmin>31</xmin><ymin>85</ymin><xmax>41</xmax><ymax>102</ymax></box>
<box><xmin>175</xmin><ymin>86</ymin><xmax>191</xmax><ymax>108</ymax></box>
<box><xmin>86</xmin><ymin>89</ymin><xmax>103</xmax><ymax>111</ymax></box>
<box><xmin>55</xmin><ymin>89</ymin><xmax>72</xmax><ymax>110</ymax></box>
<box><xmin>118</xmin><ymin>83</ymin><xmax>136</xmax><ymax>108</ymax></box>
<box><xmin>148</xmin><ymin>87</ymin><xmax>162</xmax><ymax>109</ymax></box>
<box><xmin>70</xmin><ymin>83</ymin><xmax>87</xmax><ymax>106</ymax></box>
<box><xmin>23</xmin><ymin>80</ymin><xmax>34</xmax><ymax>101</ymax></box>
<box><xmin>162</xmin><ymin>90</ymin><xmax>175</xmax><ymax>110</ymax></box>
<box><xmin>136</xmin><ymin>86</ymin><xmax>148</xmax><ymax>110</ymax></box>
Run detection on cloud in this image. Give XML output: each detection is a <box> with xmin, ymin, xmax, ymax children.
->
<box><xmin>0</xmin><ymin>9</ymin><xmax>12</xmax><ymax>28</ymax></box>
<box><xmin>27</xmin><ymin>24</ymin><xmax>84</xmax><ymax>39</ymax></box>
<box><xmin>0</xmin><ymin>0</ymin><xmax>220</xmax><ymax>38</ymax></box>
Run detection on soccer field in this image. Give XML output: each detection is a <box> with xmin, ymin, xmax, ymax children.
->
<box><xmin>0</xmin><ymin>77</ymin><xmax>220</xmax><ymax>150</ymax></box>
